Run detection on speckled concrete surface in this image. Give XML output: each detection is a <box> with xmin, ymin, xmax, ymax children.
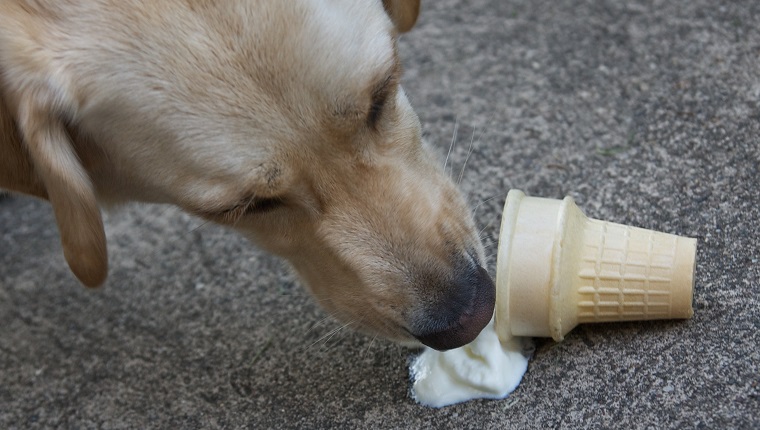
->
<box><xmin>1</xmin><ymin>0</ymin><xmax>758</xmax><ymax>428</ymax></box>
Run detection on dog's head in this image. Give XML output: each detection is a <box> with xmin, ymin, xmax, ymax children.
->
<box><xmin>0</xmin><ymin>0</ymin><xmax>493</xmax><ymax>350</ymax></box>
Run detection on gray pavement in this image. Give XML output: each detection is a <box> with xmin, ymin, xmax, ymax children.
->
<box><xmin>1</xmin><ymin>0</ymin><xmax>758</xmax><ymax>428</ymax></box>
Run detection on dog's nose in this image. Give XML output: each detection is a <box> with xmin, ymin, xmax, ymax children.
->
<box><xmin>412</xmin><ymin>264</ymin><xmax>496</xmax><ymax>351</ymax></box>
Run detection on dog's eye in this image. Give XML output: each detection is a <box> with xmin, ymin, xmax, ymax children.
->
<box><xmin>368</xmin><ymin>92</ymin><xmax>389</xmax><ymax>127</ymax></box>
<box><xmin>213</xmin><ymin>197</ymin><xmax>285</xmax><ymax>223</ymax></box>
<box><xmin>245</xmin><ymin>197</ymin><xmax>284</xmax><ymax>214</ymax></box>
<box><xmin>367</xmin><ymin>76</ymin><xmax>394</xmax><ymax>128</ymax></box>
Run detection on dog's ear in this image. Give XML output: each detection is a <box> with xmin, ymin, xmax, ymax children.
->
<box><xmin>382</xmin><ymin>0</ymin><xmax>420</xmax><ymax>33</ymax></box>
<box><xmin>10</xmin><ymin>89</ymin><xmax>108</xmax><ymax>287</ymax></box>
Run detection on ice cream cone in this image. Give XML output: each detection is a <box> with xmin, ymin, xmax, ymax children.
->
<box><xmin>494</xmin><ymin>190</ymin><xmax>697</xmax><ymax>341</ymax></box>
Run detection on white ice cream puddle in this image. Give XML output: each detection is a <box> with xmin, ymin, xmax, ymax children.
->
<box><xmin>409</xmin><ymin>320</ymin><xmax>532</xmax><ymax>408</ymax></box>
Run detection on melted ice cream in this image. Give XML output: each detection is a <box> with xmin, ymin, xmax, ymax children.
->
<box><xmin>410</xmin><ymin>321</ymin><xmax>531</xmax><ymax>408</ymax></box>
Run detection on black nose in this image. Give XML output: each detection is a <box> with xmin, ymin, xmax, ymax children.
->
<box><xmin>412</xmin><ymin>264</ymin><xmax>496</xmax><ymax>351</ymax></box>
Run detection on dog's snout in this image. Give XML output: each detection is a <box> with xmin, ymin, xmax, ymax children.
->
<box><xmin>412</xmin><ymin>264</ymin><xmax>496</xmax><ymax>351</ymax></box>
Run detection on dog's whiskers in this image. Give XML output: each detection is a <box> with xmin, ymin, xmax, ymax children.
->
<box><xmin>472</xmin><ymin>195</ymin><xmax>499</xmax><ymax>218</ymax></box>
<box><xmin>443</xmin><ymin>118</ymin><xmax>459</xmax><ymax>177</ymax></box>
<box><xmin>361</xmin><ymin>334</ymin><xmax>379</xmax><ymax>358</ymax></box>
<box><xmin>457</xmin><ymin>129</ymin><xmax>476</xmax><ymax>186</ymax></box>
<box><xmin>478</xmin><ymin>214</ymin><xmax>499</xmax><ymax>239</ymax></box>
<box><xmin>187</xmin><ymin>220</ymin><xmax>212</xmax><ymax>235</ymax></box>
<box><xmin>457</xmin><ymin>112</ymin><xmax>496</xmax><ymax>192</ymax></box>
<box><xmin>303</xmin><ymin>319</ymin><xmax>357</xmax><ymax>352</ymax></box>
<box><xmin>305</xmin><ymin>310</ymin><xmax>348</xmax><ymax>335</ymax></box>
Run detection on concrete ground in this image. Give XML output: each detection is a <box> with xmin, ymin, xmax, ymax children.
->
<box><xmin>1</xmin><ymin>0</ymin><xmax>758</xmax><ymax>428</ymax></box>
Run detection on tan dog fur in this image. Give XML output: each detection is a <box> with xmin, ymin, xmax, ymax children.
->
<box><xmin>0</xmin><ymin>0</ymin><xmax>490</xmax><ymax>346</ymax></box>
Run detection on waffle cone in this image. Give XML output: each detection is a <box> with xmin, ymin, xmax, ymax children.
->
<box><xmin>495</xmin><ymin>190</ymin><xmax>696</xmax><ymax>341</ymax></box>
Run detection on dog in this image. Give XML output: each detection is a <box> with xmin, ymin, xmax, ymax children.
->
<box><xmin>0</xmin><ymin>0</ymin><xmax>494</xmax><ymax>351</ymax></box>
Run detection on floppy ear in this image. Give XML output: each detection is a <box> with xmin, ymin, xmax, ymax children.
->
<box><xmin>382</xmin><ymin>0</ymin><xmax>421</xmax><ymax>33</ymax></box>
<box><xmin>11</xmin><ymin>90</ymin><xmax>108</xmax><ymax>287</ymax></box>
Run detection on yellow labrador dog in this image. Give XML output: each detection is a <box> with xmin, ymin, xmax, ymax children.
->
<box><xmin>0</xmin><ymin>0</ymin><xmax>493</xmax><ymax>351</ymax></box>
